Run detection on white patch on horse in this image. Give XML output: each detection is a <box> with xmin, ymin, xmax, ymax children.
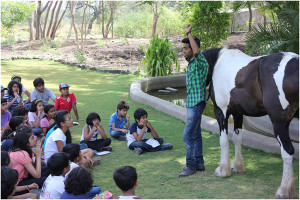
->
<box><xmin>215</xmin><ymin>130</ymin><xmax>231</xmax><ymax>177</ymax></box>
<box><xmin>273</xmin><ymin>53</ymin><xmax>298</xmax><ymax>110</ymax></box>
<box><xmin>275</xmin><ymin>136</ymin><xmax>295</xmax><ymax>198</ymax></box>
<box><xmin>212</xmin><ymin>48</ymin><xmax>261</xmax><ymax>116</ymax></box>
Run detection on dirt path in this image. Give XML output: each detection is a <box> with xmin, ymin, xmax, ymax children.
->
<box><xmin>1</xmin><ymin>33</ymin><xmax>246</xmax><ymax>73</ymax></box>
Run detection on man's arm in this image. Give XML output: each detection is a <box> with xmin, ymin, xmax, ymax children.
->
<box><xmin>186</xmin><ymin>24</ymin><xmax>200</xmax><ymax>57</ymax></box>
<box><xmin>147</xmin><ymin>121</ymin><xmax>159</xmax><ymax>139</ymax></box>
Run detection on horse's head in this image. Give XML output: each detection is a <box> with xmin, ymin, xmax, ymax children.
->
<box><xmin>202</xmin><ymin>48</ymin><xmax>222</xmax><ymax>86</ymax></box>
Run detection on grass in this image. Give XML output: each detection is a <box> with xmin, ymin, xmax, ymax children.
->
<box><xmin>1</xmin><ymin>59</ymin><xmax>299</xmax><ymax>199</ymax></box>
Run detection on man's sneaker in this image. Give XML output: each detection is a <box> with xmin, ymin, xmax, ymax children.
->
<box><xmin>100</xmin><ymin>146</ymin><xmax>112</xmax><ymax>152</ymax></box>
<box><xmin>134</xmin><ymin>147</ymin><xmax>143</xmax><ymax>155</ymax></box>
<box><xmin>182</xmin><ymin>165</ymin><xmax>205</xmax><ymax>172</ymax></box>
<box><xmin>178</xmin><ymin>167</ymin><xmax>197</xmax><ymax>178</ymax></box>
<box><xmin>117</xmin><ymin>136</ymin><xmax>127</xmax><ymax>141</ymax></box>
<box><xmin>160</xmin><ymin>143</ymin><xmax>173</xmax><ymax>151</ymax></box>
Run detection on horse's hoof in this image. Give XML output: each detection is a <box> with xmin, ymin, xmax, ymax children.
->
<box><xmin>231</xmin><ymin>163</ymin><xmax>246</xmax><ymax>174</ymax></box>
<box><xmin>275</xmin><ymin>187</ymin><xmax>295</xmax><ymax>199</ymax></box>
<box><xmin>214</xmin><ymin>166</ymin><xmax>231</xmax><ymax>177</ymax></box>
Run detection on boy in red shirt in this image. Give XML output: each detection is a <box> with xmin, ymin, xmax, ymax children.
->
<box><xmin>54</xmin><ymin>83</ymin><xmax>83</xmax><ymax>122</ymax></box>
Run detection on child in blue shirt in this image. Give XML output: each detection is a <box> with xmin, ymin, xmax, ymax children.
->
<box><xmin>127</xmin><ymin>108</ymin><xmax>173</xmax><ymax>154</ymax></box>
<box><xmin>109</xmin><ymin>101</ymin><xmax>130</xmax><ymax>141</ymax></box>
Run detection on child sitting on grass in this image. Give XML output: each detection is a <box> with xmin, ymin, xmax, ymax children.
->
<box><xmin>109</xmin><ymin>101</ymin><xmax>130</xmax><ymax>141</ymax></box>
<box><xmin>80</xmin><ymin>112</ymin><xmax>112</xmax><ymax>152</ymax></box>
<box><xmin>40</xmin><ymin>152</ymin><xmax>70</xmax><ymax>199</ymax></box>
<box><xmin>5</xmin><ymin>80</ymin><xmax>24</xmax><ymax>113</ymax></box>
<box><xmin>113</xmin><ymin>166</ymin><xmax>142</xmax><ymax>199</ymax></box>
<box><xmin>54</xmin><ymin>83</ymin><xmax>83</xmax><ymax>122</ymax></box>
<box><xmin>1</xmin><ymin>98</ymin><xmax>11</xmax><ymax>130</ymax></box>
<box><xmin>28</xmin><ymin>99</ymin><xmax>44</xmax><ymax>136</ymax></box>
<box><xmin>41</xmin><ymin>104</ymin><xmax>56</xmax><ymax>136</ymax></box>
<box><xmin>127</xmin><ymin>108</ymin><xmax>173</xmax><ymax>155</ymax></box>
<box><xmin>11</xmin><ymin>75</ymin><xmax>31</xmax><ymax>108</ymax></box>
<box><xmin>60</xmin><ymin>167</ymin><xmax>101</xmax><ymax>199</ymax></box>
<box><xmin>30</xmin><ymin>77</ymin><xmax>56</xmax><ymax>106</ymax></box>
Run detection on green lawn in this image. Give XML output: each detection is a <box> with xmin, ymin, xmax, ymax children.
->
<box><xmin>1</xmin><ymin>59</ymin><xmax>299</xmax><ymax>199</ymax></box>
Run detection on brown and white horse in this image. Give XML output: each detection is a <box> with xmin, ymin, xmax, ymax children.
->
<box><xmin>203</xmin><ymin>47</ymin><xmax>299</xmax><ymax>198</ymax></box>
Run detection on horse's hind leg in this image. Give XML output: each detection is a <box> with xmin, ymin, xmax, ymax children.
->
<box><xmin>214</xmin><ymin>107</ymin><xmax>231</xmax><ymax>177</ymax></box>
<box><xmin>231</xmin><ymin>113</ymin><xmax>245</xmax><ymax>173</ymax></box>
<box><xmin>273</xmin><ymin>123</ymin><xmax>295</xmax><ymax>199</ymax></box>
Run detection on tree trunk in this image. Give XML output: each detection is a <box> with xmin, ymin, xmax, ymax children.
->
<box><xmin>35</xmin><ymin>1</ymin><xmax>50</xmax><ymax>40</ymax></box>
<box><xmin>87</xmin><ymin>11</ymin><xmax>101</xmax><ymax>34</ymax></box>
<box><xmin>29</xmin><ymin>11</ymin><xmax>34</xmax><ymax>41</ymax></box>
<box><xmin>101</xmin><ymin>1</ymin><xmax>105</xmax><ymax>38</ymax></box>
<box><xmin>51</xmin><ymin>2</ymin><xmax>69</xmax><ymax>40</ymax></box>
<box><xmin>67</xmin><ymin>1</ymin><xmax>77</xmax><ymax>39</ymax></box>
<box><xmin>70</xmin><ymin>1</ymin><xmax>79</xmax><ymax>50</ymax></box>
<box><xmin>46</xmin><ymin>1</ymin><xmax>58</xmax><ymax>38</ymax></box>
<box><xmin>152</xmin><ymin>1</ymin><xmax>158</xmax><ymax>38</ymax></box>
<box><xmin>81</xmin><ymin>2</ymin><xmax>88</xmax><ymax>53</ymax></box>
<box><xmin>42</xmin><ymin>1</ymin><xmax>53</xmax><ymax>39</ymax></box>
<box><xmin>103</xmin><ymin>2</ymin><xmax>115</xmax><ymax>38</ymax></box>
<box><xmin>50</xmin><ymin>1</ymin><xmax>63</xmax><ymax>39</ymax></box>
<box><xmin>248</xmin><ymin>4</ymin><xmax>252</xmax><ymax>32</ymax></box>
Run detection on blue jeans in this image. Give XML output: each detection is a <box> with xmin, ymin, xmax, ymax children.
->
<box><xmin>32</xmin><ymin>128</ymin><xmax>43</xmax><ymax>136</ymax></box>
<box><xmin>183</xmin><ymin>101</ymin><xmax>206</xmax><ymax>170</ymax></box>
<box><xmin>110</xmin><ymin>130</ymin><xmax>126</xmax><ymax>138</ymax></box>
<box><xmin>129</xmin><ymin>138</ymin><xmax>164</xmax><ymax>153</ymax></box>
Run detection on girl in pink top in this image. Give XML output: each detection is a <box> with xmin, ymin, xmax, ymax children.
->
<box><xmin>41</xmin><ymin>104</ymin><xmax>56</xmax><ymax>136</ymax></box>
<box><xmin>9</xmin><ymin>125</ymin><xmax>50</xmax><ymax>195</ymax></box>
<box><xmin>28</xmin><ymin>99</ymin><xmax>44</xmax><ymax>136</ymax></box>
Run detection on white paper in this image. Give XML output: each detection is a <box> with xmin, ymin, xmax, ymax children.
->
<box><xmin>96</xmin><ymin>151</ymin><xmax>112</xmax><ymax>156</ymax></box>
<box><xmin>145</xmin><ymin>138</ymin><xmax>160</xmax><ymax>148</ymax></box>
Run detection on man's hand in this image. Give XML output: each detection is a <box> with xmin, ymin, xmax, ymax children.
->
<box><xmin>126</xmin><ymin>114</ymin><xmax>130</xmax><ymax>121</ymax></box>
<box><xmin>185</xmin><ymin>24</ymin><xmax>193</xmax><ymax>33</ymax></box>
<box><xmin>28</xmin><ymin>183</ymin><xmax>39</xmax><ymax>189</ymax></box>
<box><xmin>121</xmin><ymin>129</ymin><xmax>128</xmax><ymax>133</ymax></box>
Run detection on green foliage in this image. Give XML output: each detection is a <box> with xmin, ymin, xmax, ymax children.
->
<box><xmin>189</xmin><ymin>1</ymin><xmax>231</xmax><ymax>50</ymax></box>
<box><xmin>1</xmin><ymin>34</ymin><xmax>22</xmax><ymax>45</ymax></box>
<box><xmin>120</xmin><ymin>38</ymin><xmax>128</xmax><ymax>46</ymax></box>
<box><xmin>97</xmin><ymin>39</ymin><xmax>107</xmax><ymax>47</ymax></box>
<box><xmin>1</xmin><ymin>1</ymin><xmax>35</xmax><ymax>36</ymax></box>
<box><xmin>245</xmin><ymin>1</ymin><xmax>299</xmax><ymax>55</ymax></box>
<box><xmin>74</xmin><ymin>50</ymin><xmax>87</xmax><ymax>64</ymax></box>
<box><xmin>139</xmin><ymin>34</ymin><xmax>179</xmax><ymax>77</ymax></box>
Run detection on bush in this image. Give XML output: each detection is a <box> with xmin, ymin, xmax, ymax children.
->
<box><xmin>74</xmin><ymin>50</ymin><xmax>86</xmax><ymax>64</ymax></box>
<box><xmin>139</xmin><ymin>34</ymin><xmax>179</xmax><ymax>77</ymax></box>
<box><xmin>97</xmin><ymin>39</ymin><xmax>107</xmax><ymax>47</ymax></box>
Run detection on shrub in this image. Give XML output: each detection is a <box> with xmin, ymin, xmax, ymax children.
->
<box><xmin>139</xmin><ymin>34</ymin><xmax>179</xmax><ymax>77</ymax></box>
<box><xmin>97</xmin><ymin>39</ymin><xmax>107</xmax><ymax>47</ymax></box>
<box><xmin>74</xmin><ymin>50</ymin><xmax>86</xmax><ymax>64</ymax></box>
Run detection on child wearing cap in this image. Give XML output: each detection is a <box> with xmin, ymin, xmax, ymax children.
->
<box><xmin>1</xmin><ymin>85</ymin><xmax>7</xmax><ymax>98</ymax></box>
<box><xmin>11</xmin><ymin>75</ymin><xmax>31</xmax><ymax>107</ymax></box>
<box><xmin>54</xmin><ymin>83</ymin><xmax>82</xmax><ymax>122</ymax></box>
<box><xmin>30</xmin><ymin>77</ymin><xmax>56</xmax><ymax>106</ymax></box>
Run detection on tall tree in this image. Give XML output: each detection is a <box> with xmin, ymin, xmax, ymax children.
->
<box><xmin>42</xmin><ymin>1</ymin><xmax>53</xmax><ymax>39</ymax></box>
<box><xmin>29</xmin><ymin>10</ymin><xmax>35</xmax><ymax>41</ymax></box>
<box><xmin>233</xmin><ymin>1</ymin><xmax>258</xmax><ymax>32</ymax></box>
<box><xmin>87</xmin><ymin>2</ymin><xmax>101</xmax><ymax>34</ymax></box>
<box><xmin>46</xmin><ymin>1</ymin><xmax>58</xmax><ymax>38</ymax></box>
<box><xmin>190</xmin><ymin>1</ymin><xmax>231</xmax><ymax>50</ymax></box>
<box><xmin>35</xmin><ymin>1</ymin><xmax>50</xmax><ymax>40</ymax></box>
<box><xmin>67</xmin><ymin>1</ymin><xmax>78</xmax><ymax>39</ymax></box>
<box><xmin>100</xmin><ymin>1</ymin><xmax>116</xmax><ymax>38</ymax></box>
<box><xmin>50</xmin><ymin>1</ymin><xmax>68</xmax><ymax>39</ymax></box>
<box><xmin>70</xmin><ymin>1</ymin><xmax>79</xmax><ymax>49</ymax></box>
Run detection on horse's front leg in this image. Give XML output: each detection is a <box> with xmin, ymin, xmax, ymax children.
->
<box><xmin>214</xmin><ymin>108</ymin><xmax>231</xmax><ymax>177</ymax></box>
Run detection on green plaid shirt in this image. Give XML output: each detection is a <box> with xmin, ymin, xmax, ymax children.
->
<box><xmin>186</xmin><ymin>52</ymin><xmax>209</xmax><ymax>107</ymax></box>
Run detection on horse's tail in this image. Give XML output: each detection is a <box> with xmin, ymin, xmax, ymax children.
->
<box><xmin>206</xmin><ymin>83</ymin><xmax>212</xmax><ymax>101</ymax></box>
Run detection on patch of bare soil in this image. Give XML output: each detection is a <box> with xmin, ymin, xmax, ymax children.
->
<box><xmin>1</xmin><ymin>33</ymin><xmax>246</xmax><ymax>73</ymax></box>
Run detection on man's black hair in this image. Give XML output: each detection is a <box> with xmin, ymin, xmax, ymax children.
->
<box><xmin>182</xmin><ymin>36</ymin><xmax>200</xmax><ymax>48</ymax></box>
<box><xmin>62</xmin><ymin>143</ymin><xmax>80</xmax><ymax>162</ymax></box>
<box><xmin>86</xmin><ymin>112</ymin><xmax>101</xmax><ymax>126</ymax></box>
<box><xmin>64</xmin><ymin>167</ymin><xmax>93</xmax><ymax>195</ymax></box>
<box><xmin>47</xmin><ymin>152</ymin><xmax>69</xmax><ymax>176</ymax></box>
<box><xmin>113</xmin><ymin>166</ymin><xmax>137</xmax><ymax>192</ymax></box>
<box><xmin>117</xmin><ymin>101</ymin><xmax>130</xmax><ymax>111</ymax></box>
<box><xmin>1</xmin><ymin>151</ymin><xmax>10</xmax><ymax>166</ymax></box>
<box><xmin>1</xmin><ymin>98</ymin><xmax>7</xmax><ymax>104</ymax></box>
<box><xmin>1</xmin><ymin>166</ymin><xmax>19</xmax><ymax>199</ymax></box>
<box><xmin>133</xmin><ymin>108</ymin><xmax>147</xmax><ymax>122</ymax></box>
<box><xmin>33</xmin><ymin>77</ymin><xmax>44</xmax><ymax>87</ymax></box>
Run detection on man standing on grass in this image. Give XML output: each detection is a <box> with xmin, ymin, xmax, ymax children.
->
<box><xmin>179</xmin><ymin>24</ymin><xmax>209</xmax><ymax>178</ymax></box>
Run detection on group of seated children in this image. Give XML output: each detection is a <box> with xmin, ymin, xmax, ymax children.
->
<box><xmin>1</xmin><ymin>75</ymin><xmax>174</xmax><ymax>199</ymax></box>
